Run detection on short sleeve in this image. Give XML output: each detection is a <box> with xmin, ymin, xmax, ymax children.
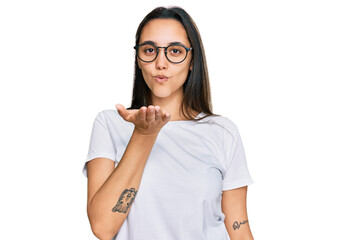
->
<box><xmin>222</xmin><ymin>121</ymin><xmax>254</xmax><ymax>191</ymax></box>
<box><xmin>82</xmin><ymin>111</ymin><xmax>116</xmax><ymax>178</ymax></box>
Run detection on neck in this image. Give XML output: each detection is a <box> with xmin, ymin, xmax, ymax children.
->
<box><xmin>151</xmin><ymin>91</ymin><xmax>183</xmax><ymax>121</ymax></box>
<box><xmin>150</xmin><ymin>91</ymin><xmax>197</xmax><ymax>121</ymax></box>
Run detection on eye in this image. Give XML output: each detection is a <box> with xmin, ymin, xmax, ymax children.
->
<box><xmin>139</xmin><ymin>44</ymin><xmax>157</xmax><ymax>56</ymax></box>
<box><xmin>171</xmin><ymin>49</ymin><xmax>181</xmax><ymax>54</ymax></box>
<box><xmin>168</xmin><ymin>46</ymin><xmax>184</xmax><ymax>56</ymax></box>
<box><xmin>144</xmin><ymin>48</ymin><xmax>155</xmax><ymax>54</ymax></box>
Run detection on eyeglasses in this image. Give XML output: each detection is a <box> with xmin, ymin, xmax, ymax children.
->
<box><xmin>134</xmin><ymin>42</ymin><xmax>192</xmax><ymax>64</ymax></box>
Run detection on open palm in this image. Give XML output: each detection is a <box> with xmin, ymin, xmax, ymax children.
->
<box><xmin>115</xmin><ymin>104</ymin><xmax>171</xmax><ymax>136</ymax></box>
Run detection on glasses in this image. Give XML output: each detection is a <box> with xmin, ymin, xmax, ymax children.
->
<box><xmin>134</xmin><ymin>42</ymin><xmax>192</xmax><ymax>64</ymax></box>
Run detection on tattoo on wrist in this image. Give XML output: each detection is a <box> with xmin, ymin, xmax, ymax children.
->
<box><xmin>112</xmin><ymin>188</ymin><xmax>137</xmax><ymax>213</ymax></box>
<box><xmin>232</xmin><ymin>220</ymin><xmax>248</xmax><ymax>230</ymax></box>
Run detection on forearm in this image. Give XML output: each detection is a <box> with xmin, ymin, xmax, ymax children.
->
<box><xmin>88</xmin><ymin>130</ymin><xmax>158</xmax><ymax>239</ymax></box>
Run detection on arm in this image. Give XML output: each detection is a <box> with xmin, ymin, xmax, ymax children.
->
<box><xmin>87</xmin><ymin>105</ymin><xmax>170</xmax><ymax>240</ymax></box>
<box><xmin>221</xmin><ymin>186</ymin><xmax>254</xmax><ymax>240</ymax></box>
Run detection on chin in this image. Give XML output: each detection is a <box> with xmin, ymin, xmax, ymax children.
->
<box><xmin>151</xmin><ymin>89</ymin><xmax>173</xmax><ymax>98</ymax></box>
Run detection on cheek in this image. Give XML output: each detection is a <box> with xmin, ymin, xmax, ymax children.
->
<box><xmin>138</xmin><ymin>60</ymin><xmax>148</xmax><ymax>72</ymax></box>
<box><xmin>139</xmin><ymin>63</ymin><xmax>153</xmax><ymax>79</ymax></box>
<box><xmin>175</xmin><ymin>64</ymin><xmax>191</xmax><ymax>82</ymax></box>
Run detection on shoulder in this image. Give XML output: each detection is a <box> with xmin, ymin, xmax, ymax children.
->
<box><xmin>97</xmin><ymin>109</ymin><xmax>120</xmax><ymax>120</ymax></box>
<box><xmin>94</xmin><ymin>109</ymin><xmax>132</xmax><ymax>128</ymax></box>
<box><xmin>200</xmin><ymin>113</ymin><xmax>240</xmax><ymax>140</ymax></box>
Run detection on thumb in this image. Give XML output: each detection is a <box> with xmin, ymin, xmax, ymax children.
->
<box><xmin>115</xmin><ymin>104</ymin><xmax>128</xmax><ymax>119</ymax></box>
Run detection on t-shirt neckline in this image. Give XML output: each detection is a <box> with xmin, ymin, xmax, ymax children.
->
<box><xmin>166</xmin><ymin>112</ymin><xmax>205</xmax><ymax>124</ymax></box>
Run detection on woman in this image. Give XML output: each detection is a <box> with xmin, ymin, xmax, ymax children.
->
<box><xmin>83</xmin><ymin>6</ymin><xmax>254</xmax><ymax>240</ymax></box>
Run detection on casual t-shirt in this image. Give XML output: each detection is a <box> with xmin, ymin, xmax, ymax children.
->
<box><xmin>83</xmin><ymin>109</ymin><xmax>253</xmax><ymax>240</ymax></box>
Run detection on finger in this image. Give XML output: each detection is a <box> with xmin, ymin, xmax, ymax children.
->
<box><xmin>138</xmin><ymin>106</ymin><xmax>147</xmax><ymax>121</ymax></box>
<box><xmin>154</xmin><ymin>106</ymin><xmax>161</xmax><ymax>120</ymax></box>
<box><xmin>160</xmin><ymin>109</ymin><xmax>166</xmax><ymax>120</ymax></box>
<box><xmin>146</xmin><ymin>105</ymin><xmax>155</xmax><ymax>121</ymax></box>
<box><xmin>162</xmin><ymin>111</ymin><xmax>171</xmax><ymax>122</ymax></box>
<box><xmin>115</xmin><ymin>104</ymin><xmax>128</xmax><ymax>120</ymax></box>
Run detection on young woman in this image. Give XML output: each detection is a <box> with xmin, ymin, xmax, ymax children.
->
<box><xmin>83</xmin><ymin>6</ymin><xmax>254</xmax><ymax>240</ymax></box>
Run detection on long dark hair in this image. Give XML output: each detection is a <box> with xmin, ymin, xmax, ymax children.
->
<box><xmin>129</xmin><ymin>6</ymin><xmax>219</xmax><ymax>121</ymax></box>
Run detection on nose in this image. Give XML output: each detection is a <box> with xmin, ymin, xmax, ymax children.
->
<box><xmin>155</xmin><ymin>48</ymin><xmax>168</xmax><ymax>70</ymax></box>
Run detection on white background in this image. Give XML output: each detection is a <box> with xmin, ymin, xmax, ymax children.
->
<box><xmin>0</xmin><ymin>0</ymin><xmax>361</xmax><ymax>239</ymax></box>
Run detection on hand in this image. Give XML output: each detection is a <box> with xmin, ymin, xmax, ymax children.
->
<box><xmin>115</xmin><ymin>104</ymin><xmax>171</xmax><ymax>136</ymax></box>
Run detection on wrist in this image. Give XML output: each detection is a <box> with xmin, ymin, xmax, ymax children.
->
<box><xmin>132</xmin><ymin>128</ymin><xmax>159</xmax><ymax>138</ymax></box>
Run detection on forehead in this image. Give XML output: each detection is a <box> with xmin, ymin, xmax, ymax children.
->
<box><xmin>139</xmin><ymin>19</ymin><xmax>190</xmax><ymax>46</ymax></box>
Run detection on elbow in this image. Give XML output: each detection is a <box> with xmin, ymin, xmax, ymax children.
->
<box><xmin>90</xmin><ymin>220</ymin><xmax>118</xmax><ymax>240</ymax></box>
<box><xmin>87</xmin><ymin>201</ymin><xmax>123</xmax><ymax>239</ymax></box>
<box><xmin>88</xmin><ymin>208</ymin><xmax>119</xmax><ymax>240</ymax></box>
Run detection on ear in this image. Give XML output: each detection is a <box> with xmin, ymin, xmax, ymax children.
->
<box><xmin>189</xmin><ymin>59</ymin><xmax>193</xmax><ymax>71</ymax></box>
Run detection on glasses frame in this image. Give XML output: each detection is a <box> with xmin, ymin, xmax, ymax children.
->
<box><xmin>134</xmin><ymin>42</ymin><xmax>193</xmax><ymax>64</ymax></box>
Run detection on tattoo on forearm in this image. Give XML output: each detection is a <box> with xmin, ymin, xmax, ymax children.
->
<box><xmin>232</xmin><ymin>220</ymin><xmax>248</xmax><ymax>230</ymax></box>
<box><xmin>112</xmin><ymin>188</ymin><xmax>137</xmax><ymax>213</ymax></box>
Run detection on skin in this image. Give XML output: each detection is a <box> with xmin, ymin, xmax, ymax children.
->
<box><xmin>222</xmin><ymin>186</ymin><xmax>254</xmax><ymax>239</ymax></box>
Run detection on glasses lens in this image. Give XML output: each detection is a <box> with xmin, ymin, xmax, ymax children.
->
<box><xmin>166</xmin><ymin>45</ymin><xmax>187</xmax><ymax>63</ymax></box>
<box><xmin>138</xmin><ymin>44</ymin><xmax>157</xmax><ymax>62</ymax></box>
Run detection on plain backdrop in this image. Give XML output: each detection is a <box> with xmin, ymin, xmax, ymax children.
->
<box><xmin>0</xmin><ymin>0</ymin><xmax>361</xmax><ymax>239</ymax></box>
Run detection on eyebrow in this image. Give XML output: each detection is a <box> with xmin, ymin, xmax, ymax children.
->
<box><xmin>140</xmin><ymin>40</ymin><xmax>187</xmax><ymax>46</ymax></box>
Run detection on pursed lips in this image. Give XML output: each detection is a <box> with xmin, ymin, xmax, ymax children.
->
<box><xmin>154</xmin><ymin>75</ymin><xmax>168</xmax><ymax>83</ymax></box>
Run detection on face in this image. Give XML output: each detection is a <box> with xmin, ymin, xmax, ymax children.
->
<box><xmin>137</xmin><ymin>19</ymin><xmax>193</xmax><ymax>102</ymax></box>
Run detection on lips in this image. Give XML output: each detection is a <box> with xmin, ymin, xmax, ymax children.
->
<box><xmin>154</xmin><ymin>75</ymin><xmax>168</xmax><ymax>83</ymax></box>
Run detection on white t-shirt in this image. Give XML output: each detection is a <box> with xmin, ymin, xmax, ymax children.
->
<box><xmin>83</xmin><ymin>109</ymin><xmax>253</xmax><ymax>240</ymax></box>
